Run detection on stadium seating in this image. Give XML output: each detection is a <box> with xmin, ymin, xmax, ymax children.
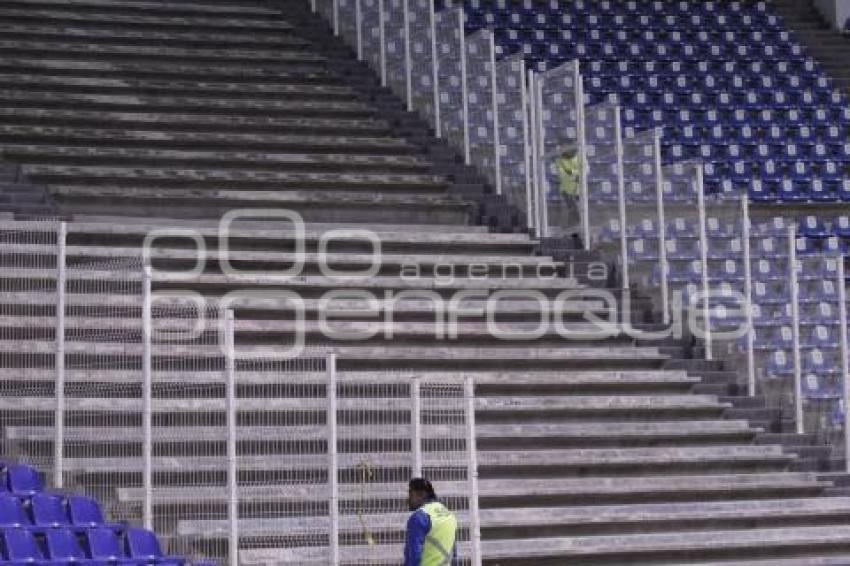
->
<box><xmin>7</xmin><ymin>0</ymin><xmax>850</xmax><ymax>563</ymax></box>
<box><xmin>0</xmin><ymin>462</ymin><xmax>186</xmax><ymax>565</ymax></box>
<box><xmin>453</xmin><ymin>0</ymin><xmax>850</xmax><ymax>205</ymax></box>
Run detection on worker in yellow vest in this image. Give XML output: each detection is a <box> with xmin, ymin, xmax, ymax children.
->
<box><xmin>554</xmin><ymin>145</ymin><xmax>582</xmax><ymax>231</ymax></box>
<box><xmin>404</xmin><ymin>478</ymin><xmax>458</xmax><ymax>566</ymax></box>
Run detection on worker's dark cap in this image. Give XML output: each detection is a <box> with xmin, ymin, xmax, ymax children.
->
<box><xmin>409</xmin><ymin>477</ymin><xmax>436</xmax><ymax>497</ymax></box>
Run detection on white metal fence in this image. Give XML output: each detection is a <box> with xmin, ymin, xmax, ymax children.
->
<box><xmin>0</xmin><ymin>220</ymin><xmax>481</xmax><ymax>564</ymax></box>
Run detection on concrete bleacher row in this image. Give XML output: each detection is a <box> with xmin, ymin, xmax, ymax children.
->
<box><xmin>4</xmin><ymin>0</ymin><xmax>850</xmax><ymax>563</ymax></box>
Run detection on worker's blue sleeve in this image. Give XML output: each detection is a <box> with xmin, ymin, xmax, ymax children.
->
<box><xmin>403</xmin><ymin>509</ymin><xmax>431</xmax><ymax>566</ymax></box>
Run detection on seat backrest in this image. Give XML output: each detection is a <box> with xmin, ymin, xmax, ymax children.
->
<box><xmin>0</xmin><ymin>495</ymin><xmax>29</xmax><ymax>527</ymax></box>
<box><xmin>31</xmin><ymin>493</ymin><xmax>69</xmax><ymax>527</ymax></box>
<box><xmin>126</xmin><ymin>528</ymin><xmax>163</xmax><ymax>559</ymax></box>
<box><xmin>4</xmin><ymin>529</ymin><xmax>44</xmax><ymax>561</ymax></box>
<box><xmin>45</xmin><ymin>529</ymin><xmax>87</xmax><ymax>561</ymax></box>
<box><xmin>87</xmin><ymin>527</ymin><xmax>124</xmax><ymax>561</ymax></box>
<box><xmin>68</xmin><ymin>495</ymin><xmax>105</xmax><ymax>527</ymax></box>
<box><xmin>5</xmin><ymin>465</ymin><xmax>43</xmax><ymax>495</ymax></box>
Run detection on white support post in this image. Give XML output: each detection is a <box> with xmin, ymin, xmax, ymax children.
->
<box><xmin>225</xmin><ymin>311</ymin><xmax>239</xmax><ymax>566</ymax></box>
<box><xmin>53</xmin><ymin>221</ymin><xmax>67</xmax><ymax>489</ymax></box>
<box><xmin>429</xmin><ymin>0</ymin><xmax>440</xmax><ymax>138</ymax></box>
<box><xmin>458</xmin><ymin>10</ymin><xmax>470</xmax><ymax>165</ymax></box>
<box><xmin>521</xmin><ymin>64</ymin><xmax>533</xmax><ymax>232</ymax></box>
<box><xmin>838</xmin><ymin>254</ymin><xmax>850</xmax><ymax>472</ymax></box>
<box><xmin>356</xmin><ymin>0</ymin><xmax>364</xmax><ymax>60</ymax></box>
<box><xmin>534</xmin><ymin>73</ymin><xmax>549</xmax><ymax>237</ymax></box>
<box><xmin>411</xmin><ymin>379</ymin><xmax>422</xmax><ymax>476</ymax></box>
<box><xmin>742</xmin><ymin>198</ymin><xmax>756</xmax><ymax>397</ymax></box>
<box><xmin>311</xmin><ymin>0</ymin><xmax>317</xmax><ymax>12</ymax></box>
<box><xmin>141</xmin><ymin>266</ymin><xmax>153</xmax><ymax>531</ymax></box>
<box><xmin>695</xmin><ymin>166</ymin><xmax>711</xmax><ymax>360</ymax></box>
<box><xmin>403</xmin><ymin>0</ymin><xmax>413</xmax><ymax>111</ymax></box>
<box><xmin>464</xmin><ymin>376</ymin><xmax>481</xmax><ymax>566</ymax></box>
<box><xmin>378</xmin><ymin>0</ymin><xmax>387</xmax><ymax>87</ymax></box>
<box><xmin>527</xmin><ymin>69</ymin><xmax>539</xmax><ymax>237</ymax></box>
<box><xmin>523</xmin><ymin>70</ymin><xmax>540</xmax><ymax>236</ymax></box>
<box><xmin>576</xmin><ymin>68</ymin><xmax>590</xmax><ymax>250</ymax></box>
<box><xmin>333</xmin><ymin>0</ymin><xmax>340</xmax><ymax>35</ymax></box>
<box><xmin>488</xmin><ymin>31</ymin><xmax>502</xmax><ymax>196</ymax></box>
<box><xmin>614</xmin><ymin>106</ymin><xmax>629</xmax><ymax>291</ymax></box>
<box><xmin>327</xmin><ymin>353</ymin><xmax>340</xmax><ymax>564</ymax></box>
<box><xmin>789</xmin><ymin>225</ymin><xmax>804</xmax><ymax>434</ymax></box>
<box><xmin>653</xmin><ymin>131</ymin><xmax>669</xmax><ymax>325</ymax></box>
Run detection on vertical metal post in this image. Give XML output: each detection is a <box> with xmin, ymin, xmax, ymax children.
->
<box><xmin>458</xmin><ymin>9</ymin><xmax>470</xmax><ymax>165</ymax></box>
<box><xmin>411</xmin><ymin>379</ymin><xmax>422</xmax><ymax>476</ymax></box>
<box><xmin>742</xmin><ymin>198</ymin><xmax>756</xmax><ymax>397</ymax></box>
<box><xmin>527</xmin><ymin>69</ymin><xmax>539</xmax><ymax>237</ymax></box>
<box><xmin>403</xmin><ymin>0</ymin><xmax>413</xmax><ymax>111</ymax></box>
<box><xmin>695</xmin><ymin>166</ymin><xmax>711</xmax><ymax>360</ymax></box>
<box><xmin>535</xmin><ymin>73</ymin><xmax>549</xmax><ymax>238</ymax></box>
<box><xmin>521</xmin><ymin>62</ymin><xmax>533</xmax><ymax>231</ymax></box>
<box><xmin>141</xmin><ymin>266</ymin><xmax>153</xmax><ymax>531</ymax></box>
<box><xmin>488</xmin><ymin>31</ymin><xmax>502</xmax><ymax>196</ymax></box>
<box><xmin>429</xmin><ymin>0</ymin><xmax>440</xmax><ymax>138</ymax></box>
<box><xmin>789</xmin><ymin>225</ymin><xmax>804</xmax><ymax>434</ymax></box>
<box><xmin>576</xmin><ymin>69</ymin><xmax>590</xmax><ymax>250</ymax></box>
<box><xmin>53</xmin><ymin>221</ymin><xmax>67</xmax><ymax>489</ymax></box>
<box><xmin>378</xmin><ymin>0</ymin><xmax>387</xmax><ymax>86</ymax></box>
<box><xmin>653</xmin><ymin>131</ymin><xmax>669</xmax><ymax>325</ymax></box>
<box><xmin>614</xmin><ymin>106</ymin><xmax>629</xmax><ymax>290</ymax></box>
<box><xmin>356</xmin><ymin>0</ymin><xmax>364</xmax><ymax>60</ymax></box>
<box><xmin>311</xmin><ymin>0</ymin><xmax>317</xmax><ymax>12</ymax></box>
<box><xmin>838</xmin><ymin>255</ymin><xmax>850</xmax><ymax>472</ymax></box>
<box><xmin>464</xmin><ymin>376</ymin><xmax>481</xmax><ymax>566</ymax></box>
<box><xmin>225</xmin><ymin>311</ymin><xmax>238</xmax><ymax>566</ymax></box>
<box><xmin>327</xmin><ymin>353</ymin><xmax>340</xmax><ymax>564</ymax></box>
<box><xmin>333</xmin><ymin>0</ymin><xmax>340</xmax><ymax>35</ymax></box>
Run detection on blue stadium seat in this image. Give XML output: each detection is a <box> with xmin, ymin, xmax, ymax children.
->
<box><xmin>68</xmin><ymin>496</ymin><xmax>122</xmax><ymax>531</ymax></box>
<box><xmin>765</xmin><ymin>349</ymin><xmax>793</xmax><ymax>377</ymax></box>
<box><xmin>0</xmin><ymin>495</ymin><xmax>31</xmax><ymax>528</ymax></box>
<box><xmin>31</xmin><ymin>493</ymin><xmax>71</xmax><ymax>529</ymax></box>
<box><xmin>45</xmin><ymin>529</ymin><xmax>102</xmax><ymax>565</ymax></box>
<box><xmin>125</xmin><ymin>528</ymin><xmax>185</xmax><ymax>566</ymax></box>
<box><xmin>5</xmin><ymin>466</ymin><xmax>43</xmax><ymax>497</ymax></box>
<box><xmin>3</xmin><ymin>529</ymin><xmax>46</xmax><ymax>564</ymax></box>
<box><xmin>86</xmin><ymin>528</ymin><xmax>146</xmax><ymax>566</ymax></box>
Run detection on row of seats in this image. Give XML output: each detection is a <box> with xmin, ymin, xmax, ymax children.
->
<box><xmin>497</xmin><ymin>28</ymin><xmax>795</xmax><ymax>45</ymax></box>
<box><xmin>0</xmin><ymin>463</ymin><xmax>191</xmax><ymax>565</ymax></box>
<box><xmin>1</xmin><ymin>527</ymin><xmax>184</xmax><ymax>565</ymax></box>
<box><xmin>498</xmin><ymin>42</ymin><xmax>805</xmax><ymax>61</ymax></box>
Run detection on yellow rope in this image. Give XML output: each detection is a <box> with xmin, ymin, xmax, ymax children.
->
<box><xmin>356</xmin><ymin>460</ymin><xmax>375</xmax><ymax>547</ymax></box>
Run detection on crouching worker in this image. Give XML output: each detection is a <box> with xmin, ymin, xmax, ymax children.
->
<box><xmin>404</xmin><ymin>478</ymin><xmax>458</xmax><ymax>566</ymax></box>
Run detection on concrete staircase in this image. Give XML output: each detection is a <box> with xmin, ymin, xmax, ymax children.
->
<box><xmin>773</xmin><ymin>0</ymin><xmax>850</xmax><ymax>93</ymax></box>
<box><xmin>0</xmin><ymin>0</ymin><xmax>850</xmax><ymax>563</ymax></box>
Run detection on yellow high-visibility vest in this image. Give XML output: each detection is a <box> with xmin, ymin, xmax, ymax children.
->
<box><xmin>420</xmin><ymin>501</ymin><xmax>457</xmax><ymax>566</ymax></box>
<box><xmin>556</xmin><ymin>155</ymin><xmax>581</xmax><ymax>196</ymax></box>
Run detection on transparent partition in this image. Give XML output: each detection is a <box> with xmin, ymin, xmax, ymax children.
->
<box><xmin>465</xmin><ymin>29</ymin><xmax>499</xmax><ymax>189</ymax></box>
<box><xmin>408</xmin><ymin>0</ymin><xmax>438</xmax><ymax>130</ymax></box>
<box><xmin>534</xmin><ymin>61</ymin><xmax>580</xmax><ymax>238</ymax></box>
<box><xmin>620</xmin><ymin>129</ymin><xmax>666</xmax><ymax>319</ymax></box>
<box><xmin>338</xmin><ymin>0</ymin><xmax>360</xmax><ymax>54</ymax></box>
<box><xmin>795</xmin><ymin>245</ymin><xmax>844</xmax><ymax>445</ymax></box>
<box><xmin>495</xmin><ymin>53</ymin><xmax>531</xmax><ymax>225</ymax></box>
<box><xmin>361</xmin><ymin>0</ymin><xmax>384</xmax><ymax>83</ymax></box>
<box><xmin>384</xmin><ymin>0</ymin><xmax>409</xmax><ymax>102</ymax></box>
<box><xmin>435</xmin><ymin>7</ymin><xmax>468</xmax><ymax>160</ymax></box>
<box><xmin>583</xmin><ymin>103</ymin><xmax>624</xmax><ymax>281</ymax></box>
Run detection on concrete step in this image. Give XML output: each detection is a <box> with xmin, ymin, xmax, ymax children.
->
<box><xmin>480</xmin><ymin>525</ymin><xmax>850</xmax><ymax>564</ymax></box>
<box><xmin>0</xmin><ymin>7</ymin><xmax>295</xmax><ymax>34</ymax></box>
<box><xmin>0</xmin><ymin>23</ymin><xmax>311</xmax><ymax>48</ymax></box>
<box><xmin>0</xmin><ymin>39</ymin><xmax>322</xmax><ymax>66</ymax></box>
<box><xmin>0</xmin><ymin>125</ymin><xmax>416</xmax><ymax>154</ymax></box>
<box><xmin>0</xmin><ymin>106</ymin><xmax>391</xmax><ymax>135</ymax></box>
<box><xmin>3</xmin><ymin>0</ymin><xmax>284</xmax><ymax>17</ymax></box>
<box><xmin>483</xmin><ymin>496</ymin><xmax>850</xmax><ymax>537</ymax></box>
